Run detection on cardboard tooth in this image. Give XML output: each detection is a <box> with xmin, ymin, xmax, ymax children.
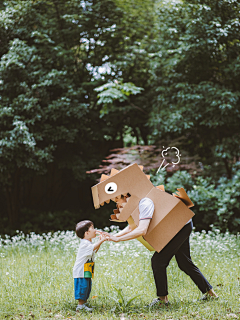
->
<box><xmin>110</xmin><ymin>213</ymin><xmax>125</xmax><ymax>222</ymax></box>
<box><xmin>156</xmin><ymin>185</ymin><xmax>165</xmax><ymax>191</ymax></box>
<box><xmin>100</xmin><ymin>174</ymin><xmax>109</xmax><ymax>182</ymax></box>
<box><xmin>110</xmin><ymin>168</ymin><xmax>119</xmax><ymax>176</ymax></box>
<box><xmin>91</xmin><ymin>163</ymin><xmax>194</xmax><ymax>252</ymax></box>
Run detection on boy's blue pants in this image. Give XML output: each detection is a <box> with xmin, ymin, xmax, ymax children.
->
<box><xmin>74</xmin><ymin>278</ymin><xmax>92</xmax><ymax>300</ymax></box>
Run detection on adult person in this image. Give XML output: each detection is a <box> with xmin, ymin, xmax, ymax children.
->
<box><xmin>108</xmin><ymin>195</ymin><xmax>218</xmax><ymax>305</ymax></box>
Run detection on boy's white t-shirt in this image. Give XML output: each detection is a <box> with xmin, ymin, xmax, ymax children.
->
<box><xmin>138</xmin><ymin>197</ymin><xmax>192</xmax><ymax>225</ymax></box>
<box><xmin>73</xmin><ymin>239</ymin><xmax>95</xmax><ymax>278</ymax></box>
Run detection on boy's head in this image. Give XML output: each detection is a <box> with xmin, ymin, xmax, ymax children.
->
<box><xmin>76</xmin><ymin>220</ymin><xmax>96</xmax><ymax>239</ymax></box>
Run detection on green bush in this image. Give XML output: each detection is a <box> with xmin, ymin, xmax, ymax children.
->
<box><xmin>151</xmin><ymin>170</ymin><xmax>195</xmax><ymax>193</ymax></box>
<box><xmin>215</xmin><ymin>164</ymin><xmax>240</xmax><ymax>232</ymax></box>
<box><xmin>151</xmin><ymin>166</ymin><xmax>240</xmax><ymax>233</ymax></box>
<box><xmin>188</xmin><ymin>177</ymin><xmax>218</xmax><ymax>231</ymax></box>
<box><xmin>166</xmin><ymin>170</ymin><xmax>194</xmax><ymax>193</ymax></box>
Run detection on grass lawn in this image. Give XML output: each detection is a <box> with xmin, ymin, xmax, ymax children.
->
<box><xmin>0</xmin><ymin>227</ymin><xmax>240</xmax><ymax>320</ymax></box>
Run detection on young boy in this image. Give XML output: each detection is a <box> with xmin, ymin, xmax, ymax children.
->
<box><xmin>73</xmin><ymin>220</ymin><xmax>107</xmax><ymax>311</ymax></box>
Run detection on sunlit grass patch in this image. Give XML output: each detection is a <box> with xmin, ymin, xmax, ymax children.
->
<box><xmin>0</xmin><ymin>228</ymin><xmax>240</xmax><ymax>319</ymax></box>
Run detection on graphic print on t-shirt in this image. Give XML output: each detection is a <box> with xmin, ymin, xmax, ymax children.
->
<box><xmin>84</xmin><ymin>259</ymin><xmax>94</xmax><ymax>278</ymax></box>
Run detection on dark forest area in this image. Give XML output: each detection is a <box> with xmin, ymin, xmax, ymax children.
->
<box><xmin>0</xmin><ymin>0</ymin><xmax>240</xmax><ymax>235</ymax></box>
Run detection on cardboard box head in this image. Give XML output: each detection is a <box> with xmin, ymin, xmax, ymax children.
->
<box><xmin>91</xmin><ymin>163</ymin><xmax>194</xmax><ymax>252</ymax></box>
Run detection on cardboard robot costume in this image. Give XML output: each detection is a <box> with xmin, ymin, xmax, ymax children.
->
<box><xmin>91</xmin><ymin>163</ymin><xmax>194</xmax><ymax>253</ymax></box>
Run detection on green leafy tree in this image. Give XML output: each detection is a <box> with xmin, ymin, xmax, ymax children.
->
<box><xmin>0</xmin><ymin>0</ymin><xmax>120</xmax><ymax>227</ymax></box>
<box><xmin>149</xmin><ymin>0</ymin><xmax>240</xmax><ymax>178</ymax></box>
<box><xmin>0</xmin><ymin>0</ymin><xmax>157</xmax><ymax>230</ymax></box>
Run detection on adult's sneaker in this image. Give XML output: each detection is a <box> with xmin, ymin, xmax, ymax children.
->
<box><xmin>197</xmin><ymin>294</ymin><xmax>219</xmax><ymax>302</ymax></box>
<box><xmin>147</xmin><ymin>298</ymin><xmax>170</xmax><ymax>307</ymax></box>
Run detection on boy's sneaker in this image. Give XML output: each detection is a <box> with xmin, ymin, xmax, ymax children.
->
<box><xmin>147</xmin><ymin>298</ymin><xmax>170</xmax><ymax>307</ymax></box>
<box><xmin>76</xmin><ymin>304</ymin><xmax>93</xmax><ymax>312</ymax></box>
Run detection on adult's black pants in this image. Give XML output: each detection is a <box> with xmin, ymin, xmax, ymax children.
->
<box><xmin>151</xmin><ymin>221</ymin><xmax>212</xmax><ymax>296</ymax></box>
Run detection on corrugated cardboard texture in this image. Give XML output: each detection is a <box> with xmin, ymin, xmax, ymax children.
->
<box><xmin>92</xmin><ymin>164</ymin><xmax>152</xmax><ymax>207</ymax></box>
<box><xmin>118</xmin><ymin>195</ymin><xmax>140</xmax><ymax>222</ymax></box>
<box><xmin>91</xmin><ymin>163</ymin><xmax>195</xmax><ymax>253</ymax></box>
<box><xmin>143</xmin><ymin>187</ymin><xmax>180</xmax><ymax>234</ymax></box>
<box><xmin>127</xmin><ymin>187</ymin><xmax>194</xmax><ymax>252</ymax></box>
<box><xmin>144</xmin><ymin>200</ymin><xmax>194</xmax><ymax>252</ymax></box>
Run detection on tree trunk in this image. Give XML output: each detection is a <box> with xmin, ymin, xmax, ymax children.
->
<box><xmin>223</xmin><ymin>158</ymin><xmax>232</xmax><ymax>179</ymax></box>
<box><xmin>5</xmin><ymin>169</ymin><xmax>20</xmax><ymax>229</ymax></box>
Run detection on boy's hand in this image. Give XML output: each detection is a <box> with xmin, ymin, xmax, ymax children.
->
<box><xmin>99</xmin><ymin>234</ymin><xmax>109</xmax><ymax>241</ymax></box>
<box><xmin>94</xmin><ymin>233</ymin><xmax>109</xmax><ymax>252</ymax></box>
<box><xmin>96</xmin><ymin>230</ymin><xmax>110</xmax><ymax>237</ymax></box>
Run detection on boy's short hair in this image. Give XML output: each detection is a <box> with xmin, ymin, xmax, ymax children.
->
<box><xmin>76</xmin><ymin>220</ymin><xmax>94</xmax><ymax>239</ymax></box>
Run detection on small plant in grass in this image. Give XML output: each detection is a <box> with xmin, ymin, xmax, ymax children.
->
<box><xmin>111</xmin><ymin>286</ymin><xmax>141</xmax><ymax>313</ymax></box>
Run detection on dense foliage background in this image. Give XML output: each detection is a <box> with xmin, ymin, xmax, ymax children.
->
<box><xmin>0</xmin><ymin>0</ymin><xmax>239</xmax><ymax>235</ymax></box>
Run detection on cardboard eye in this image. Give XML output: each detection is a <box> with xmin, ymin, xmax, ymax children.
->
<box><xmin>105</xmin><ymin>182</ymin><xmax>117</xmax><ymax>194</ymax></box>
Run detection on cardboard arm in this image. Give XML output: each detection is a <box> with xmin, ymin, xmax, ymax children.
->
<box><xmin>172</xmin><ymin>188</ymin><xmax>194</xmax><ymax>208</ymax></box>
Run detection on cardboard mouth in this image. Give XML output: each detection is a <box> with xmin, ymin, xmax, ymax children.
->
<box><xmin>111</xmin><ymin>194</ymin><xmax>130</xmax><ymax>221</ymax></box>
<box><xmin>98</xmin><ymin>193</ymin><xmax>131</xmax><ymax>221</ymax></box>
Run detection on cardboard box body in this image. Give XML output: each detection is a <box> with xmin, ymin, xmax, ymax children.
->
<box><xmin>91</xmin><ymin>163</ymin><xmax>194</xmax><ymax>253</ymax></box>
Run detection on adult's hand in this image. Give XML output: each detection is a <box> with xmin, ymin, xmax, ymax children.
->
<box><xmin>108</xmin><ymin>235</ymin><xmax>119</xmax><ymax>242</ymax></box>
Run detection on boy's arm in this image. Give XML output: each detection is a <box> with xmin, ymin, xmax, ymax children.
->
<box><xmin>93</xmin><ymin>235</ymin><xmax>107</xmax><ymax>253</ymax></box>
